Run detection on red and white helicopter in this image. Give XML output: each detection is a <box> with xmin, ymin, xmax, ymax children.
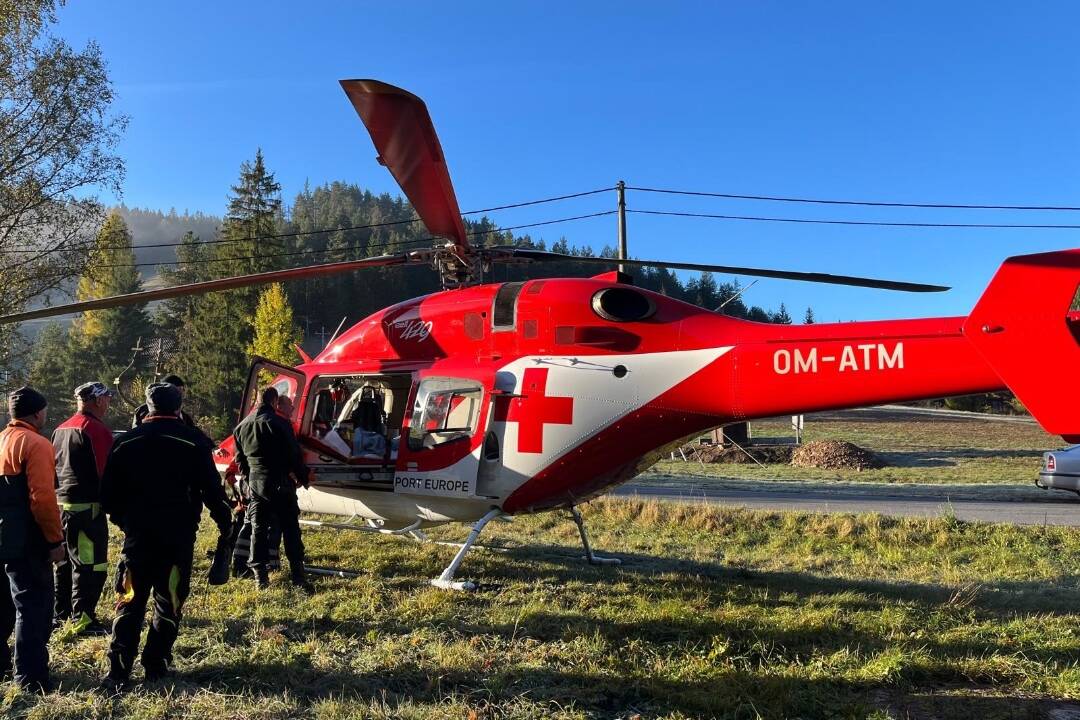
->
<box><xmin>7</xmin><ymin>80</ymin><xmax>1080</xmax><ymax>589</ymax></box>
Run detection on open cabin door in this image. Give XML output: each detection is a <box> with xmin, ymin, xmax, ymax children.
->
<box><xmin>393</xmin><ymin>367</ymin><xmax>497</xmax><ymax>500</ymax></box>
<box><xmin>294</xmin><ymin>372</ymin><xmax>414</xmax><ymax>496</ymax></box>
<box><xmin>239</xmin><ymin>356</ymin><xmax>307</xmax><ymax>426</ymax></box>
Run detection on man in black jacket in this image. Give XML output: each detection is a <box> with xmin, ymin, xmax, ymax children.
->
<box><xmin>232</xmin><ymin>386</ymin><xmax>313</xmax><ymax>594</ymax></box>
<box><xmin>130</xmin><ymin>375</ymin><xmax>206</xmax><ymax>441</ymax></box>
<box><xmin>99</xmin><ymin>383</ymin><xmax>231</xmax><ymax>691</ymax></box>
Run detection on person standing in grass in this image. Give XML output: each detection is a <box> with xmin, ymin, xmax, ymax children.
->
<box><xmin>51</xmin><ymin>381</ymin><xmax>115</xmax><ymax>636</ymax></box>
<box><xmin>0</xmin><ymin>387</ymin><xmax>65</xmax><ymax>693</ymax></box>
<box><xmin>98</xmin><ymin>383</ymin><xmax>232</xmax><ymax>692</ymax></box>
<box><xmin>232</xmin><ymin>386</ymin><xmax>314</xmax><ymax>594</ymax></box>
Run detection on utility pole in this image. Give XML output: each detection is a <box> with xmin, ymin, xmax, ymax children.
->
<box><xmin>616</xmin><ymin>180</ymin><xmax>627</xmax><ymax>274</ymax></box>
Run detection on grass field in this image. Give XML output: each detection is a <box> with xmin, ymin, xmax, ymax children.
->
<box><xmin>5</xmin><ymin>498</ymin><xmax>1079</xmax><ymax>719</ymax></box>
<box><xmin>648</xmin><ymin>410</ymin><xmax>1060</xmax><ymax>486</ymax></box>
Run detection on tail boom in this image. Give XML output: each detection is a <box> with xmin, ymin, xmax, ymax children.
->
<box><xmin>713</xmin><ymin>316</ymin><xmax>1004</xmax><ymax>420</ymax></box>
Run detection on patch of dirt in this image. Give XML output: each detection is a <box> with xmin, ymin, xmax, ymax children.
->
<box><xmin>790</xmin><ymin>440</ymin><xmax>886</xmax><ymax>470</ymax></box>
<box><xmin>686</xmin><ymin>444</ymin><xmax>794</xmax><ymax>464</ymax></box>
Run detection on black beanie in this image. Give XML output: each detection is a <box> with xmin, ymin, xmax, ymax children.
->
<box><xmin>145</xmin><ymin>382</ymin><xmax>182</xmax><ymax>415</ymax></box>
<box><xmin>161</xmin><ymin>374</ymin><xmax>185</xmax><ymax>387</ymax></box>
<box><xmin>8</xmin><ymin>386</ymin><xmax>47</xmax><ymax>418</ymax></box>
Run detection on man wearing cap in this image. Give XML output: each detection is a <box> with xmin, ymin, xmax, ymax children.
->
<box><xmin>131</xmin><ymin>375</ymin><xmax>200</xmax><ymax>431</ymax></box>
<box><xmin>232</xmin><ymin>386</ymin><xmax>314</xmax><ymax>594</ymax></box>
<box><xmin>99</xmin><ymin>382</ymin><xmax>232</xmax><ymax>691</ymax></box>
<box><xmin>51</xmin><ymin>381</ymin><xmax>115</xmax><ymax>635</ymax></box>
<box><xmin>0</xmin><ymin>387</ymin><xmax>64</xmax><ymax>692</ymax></box>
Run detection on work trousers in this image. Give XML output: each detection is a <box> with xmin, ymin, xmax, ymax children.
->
<box><xmin>247</xmin><ymin>488</ymin><xmax>304</xmax><ymax>578</ymax></box>
<box><xmin>107</xmin><ymin>539</ymin><xmax>192</xmax><ymax>679</ymax></box>
<box><xmin>0</xmin><ymin>570</ymin><xmax>13</xmax><ymax>677</ymax></box>
<box><xmin>4</xmin><ymin>554</ymin><xmax>54</xmax><ymax>690</ymax></box>
<box><xmin>54</xmin><ymin>505</ymin><xmax>108</xmax><ymax>625</ymax></box>
<box><xmin>230</xmin><ymin>506</ymin><xmax>281</xmax><ymax>573</ymax></box>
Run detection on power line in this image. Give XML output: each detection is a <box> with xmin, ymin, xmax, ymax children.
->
<box><xmin>627</xmin><ymin>208</ymin><xmax>1080</xmax><ymax>230</ymax></box>
<box><xmin>626</xmin><ymin>185</ymin><xmax>1080</xmax><ymax>212</ymax></box>
<box><xmin>0</xmin><ymin>186</ymin><xmax>615</xmax><ymax>255</ymax></box>
<box><xmin>463</xmin><ymin>186</ymin><xmax>613</xmax><ymax>214</ymax></box>
<box><xmin>95</xmin><ymin>210</ymin><xmax>617</xmax><ymax>269</ymax></box>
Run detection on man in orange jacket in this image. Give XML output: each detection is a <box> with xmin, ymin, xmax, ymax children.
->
<box><xmin>0</xmin><ymin>387</ymin><xmax>64</xmax><ymax>692</ymax></box>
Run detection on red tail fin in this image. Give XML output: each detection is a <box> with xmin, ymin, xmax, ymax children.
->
<box><xmin>963</xmin><ymin>249</ymin><xmax>1080</xmax><ymax>442</ymax></box>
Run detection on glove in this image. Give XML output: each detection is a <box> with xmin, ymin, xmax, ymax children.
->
<box><xmin>207</xmin><ymin>534</ymin><xmax>233</xmax><ymax>586</ymax></box>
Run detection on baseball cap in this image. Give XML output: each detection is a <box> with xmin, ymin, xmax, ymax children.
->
<box><xmin>74</xmin><ymin>381</ymin><xmax>114</xmax><ymax>401</ymax></box>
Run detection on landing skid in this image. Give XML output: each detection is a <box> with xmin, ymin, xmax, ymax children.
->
<box><xmin>431</xmin><ymin>508</ymin><xmax>503</xmax><ymax>591</ymax></box>
<box><xmin>570</xmin><ymin>506</ymin><xmax>621</xmax><ymax>566</ymax></box>
<box><xmin>298</xmin><ymin>505</ymin><xmax>619</xmax><ymax>592</ymax></box>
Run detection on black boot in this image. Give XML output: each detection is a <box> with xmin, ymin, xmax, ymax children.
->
<box><xmin>97</xmin><ymin>673</ymin><xmax>128</xmax><ymax>695</ymax></box>
<box><xmin>254</xmin><ymin>567</ymin><xmax>270</xmax><ymax>589</ymax></box>
<box><xmin>290</xmin><ymin>571</ymin><xmax>314</xmax><ymax>596</ymax></box>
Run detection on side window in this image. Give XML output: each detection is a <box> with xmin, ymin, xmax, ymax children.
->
<box><xmin>408</xmin><ymin>378</ymin><xmax>484</xmax><ymax>451</ymax></box>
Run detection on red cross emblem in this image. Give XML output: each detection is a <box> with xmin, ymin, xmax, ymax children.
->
<box><xmin>493</xmin><ymin>368</ymin><xmax>574</xmax><ymax>453</ymax></box>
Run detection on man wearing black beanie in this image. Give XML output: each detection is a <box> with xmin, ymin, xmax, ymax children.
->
<box><xmin>0</xmin><ymin>387</ymin><xmax>64</xmax><ymax>692</ymax></box>
<box><xmin>130</xmin><ymin>375</ymin><xmax>202</xmax><ymax>437</ymax></box>
<box><xmin>98</xmin><ymin>383</ymin><xmax>232</xmax><ymax>692</ymax></box>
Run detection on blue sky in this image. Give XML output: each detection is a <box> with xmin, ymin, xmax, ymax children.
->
<box><xmin>56</xmin><ymin>2</ymin><xmax>1080</xmax><ymax>322</ymax></box>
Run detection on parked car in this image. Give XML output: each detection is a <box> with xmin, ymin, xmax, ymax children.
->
<box><xmin>1037</xmin><ymin>445</ymin><xmax>1080</xmax><ymax>496</ymax></box>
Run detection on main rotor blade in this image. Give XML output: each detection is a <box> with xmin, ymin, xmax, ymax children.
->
<box><xmin>0</xmin><ymin>253</ymin><xmax>415</xmax><ymax>325</ymax></box>
<box><xmin>340</xmin><ymin>79</ymin><xmax>469</xmax><ymax>254</ymax></box>
<box><xmin>493</xmin><ymin>248</ymin><xmax>950</xmax><ymax>292</ymax></box>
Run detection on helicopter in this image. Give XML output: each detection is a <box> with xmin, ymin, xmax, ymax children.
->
<box><xmin>5</xmin><ymin>80</ymin><xmax>1080</xmax><ymax>589</ymax></box>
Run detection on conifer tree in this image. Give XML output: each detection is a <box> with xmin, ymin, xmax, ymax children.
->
<box><xmin>27</xmin><ymin>322</ymin><xmax>79</xmax><ymax>425</ymax></box>
<box><xmin>176</xmin><ymin>150</ymin><xmax>284</xmax><ymax>430</ymax></box>
<box><xmin>804</xmin><ymin>307</ymin><xmax>816</xmax><ymax>324</ymax></box>
<box><xmin>69</xmin><ymin>211</ymin><xmax>151</xmax><ymax>385</ymax></box>
<box><xmin>773</xmin><ymin>303</ymin><xmax>793</xmax><ymax>324</ymax></box>
<box><xmin>248</xmin><ymin>284</ymin><xmax>302</xmax><ymax>366</ymax></box>
<box><xmin>153</xmin><ymin>231</ymin><xmax>208</xmax><ymax>345</ymax></box>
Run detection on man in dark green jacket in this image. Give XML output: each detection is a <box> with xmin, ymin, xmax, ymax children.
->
<box><xmin>232</xmin><ymin>386</ymin><xmax>313</xmax><ymax>594</ymax></box>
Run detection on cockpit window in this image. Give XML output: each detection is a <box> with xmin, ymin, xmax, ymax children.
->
<box><xmin>408</xmin><ymin>377</ymin><xmax>484</xmax><ymax>451</ymax></box>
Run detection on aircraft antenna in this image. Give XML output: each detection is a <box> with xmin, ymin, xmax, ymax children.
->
<box><xmin>717</xmin><ymin>279</ymin><xmax>760</xmax><ymax>311</ymax></box>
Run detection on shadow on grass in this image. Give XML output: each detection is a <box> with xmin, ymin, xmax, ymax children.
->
<box><xmin>26</xmin><ymin>552</ymin><xmax>1080</xmax><ymax>718</ymax></box>
<box><xmin>39</xmin><ymin>656</ymin><xmax>1079</xmax><ymax>720</ymax></box>
<box><xmin>478</xmin><ymin>539</ymin><xmax>1080</xmax><ymax>615</ymax></box>
<box><xmin>881</xmin><ymin>448</ymin><xmax>1042</xmax><ymax>468</ymax></box>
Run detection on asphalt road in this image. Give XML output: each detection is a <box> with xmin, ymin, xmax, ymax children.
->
<box><xmin>614</xmin><ymin>403</ymin><xmax>1074</xmax><ymax>525</ymax></box>
<box><xmin>616</xmin><ymin>483</ymin><xmax>1080</xmax><ymax>526</ymax></box>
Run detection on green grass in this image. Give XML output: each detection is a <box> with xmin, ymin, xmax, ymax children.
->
<box><xmin>4</xmin><ymin>499</ymin><xmax>1079</xmax><ymax>719</ymax></box>
<box><xmin>648</xmin><ymin>414</ymin><xmax>1061</xmax><ymax>485</ymax></box>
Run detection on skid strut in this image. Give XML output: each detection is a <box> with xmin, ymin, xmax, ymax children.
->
<box><xmin>431</xmin><ymin>508</ymin><xmax>503</xmax><ymax>591</ymax></box>
<box><xmin>571</xmin><ymin>506</ymin><xmax>621</xmax><ymax>565</ymax></box>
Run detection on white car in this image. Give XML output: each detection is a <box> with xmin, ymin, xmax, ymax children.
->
<box><xmin>1038</xmin><ymin>445</ymin><xmax>1080</xmax><ymax>496</ymax></box>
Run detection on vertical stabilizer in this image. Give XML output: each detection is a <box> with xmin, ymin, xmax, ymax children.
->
<box><xmin>963</xmin><ymin>249</ymin><xmax>1080</xmax><ymax>442</ymax></box>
